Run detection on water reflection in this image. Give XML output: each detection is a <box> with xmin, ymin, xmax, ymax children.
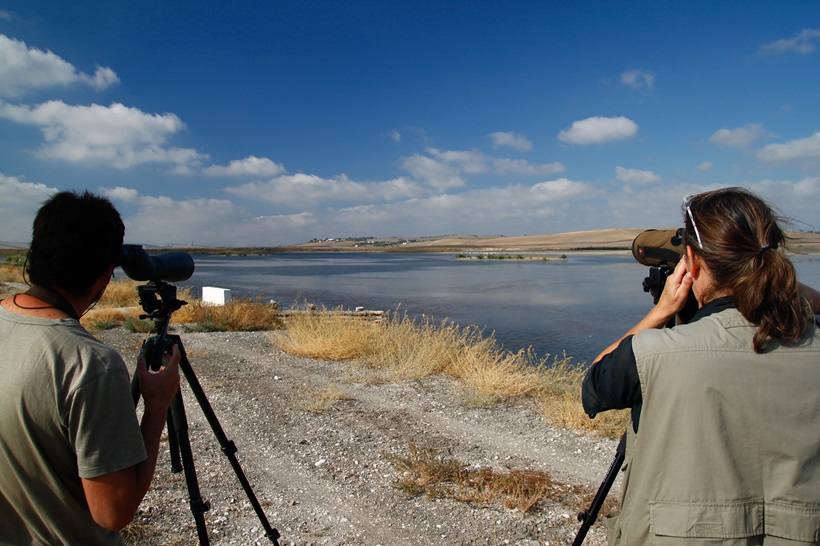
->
<box><xmin>180</xmin><ymin>252</ymin><xmax>820</xmax><ymax>365</ymax></box>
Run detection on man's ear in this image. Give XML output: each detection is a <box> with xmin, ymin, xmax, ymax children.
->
<box><xmin>91</xmin><ymin>265</ymin><xmax>115</xmax><ymax>294</ymax></box>
<box><xmin>98</xmin><ymin>265</ymin><xmax>115</xmax><ymax>283</ymax></box>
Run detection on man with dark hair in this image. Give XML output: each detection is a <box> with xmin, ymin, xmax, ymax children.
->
<box><xmin>0</xmin><ymin>190</ymin><xmax>181</xmax><ymax>545</ymax></box>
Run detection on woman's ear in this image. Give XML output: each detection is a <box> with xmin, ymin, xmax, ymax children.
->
<box><xmin>685</xmin><ymin>246</ymin><xmax>700</xmax><ymax>279</ymax></box>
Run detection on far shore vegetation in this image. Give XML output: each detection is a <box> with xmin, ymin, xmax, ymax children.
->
<box><xmin>1</xmin><ymin>260</ymin><xmax>628</xmax><ymax>439</ymax></box>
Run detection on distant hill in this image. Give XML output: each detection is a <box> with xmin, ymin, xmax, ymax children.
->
<box><xmin>0</xmin><ymin>242</ymin><xmax>28</xmax><ymax>250</ymax></box>
<box><xmin>297</xmin><ymin>228</ymin><xmax>820</xmax><ymax>253</ymax></box>
<box><xmin>297</xmin><ymin>228</ymin><xmax>651</xmax><ymax>252</ymax></box>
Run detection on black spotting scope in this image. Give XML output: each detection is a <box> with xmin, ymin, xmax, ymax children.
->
<box><xmin>120</xmin><ymin>244</ymin><xmax>195</xmax><ymax>282</ymax></box>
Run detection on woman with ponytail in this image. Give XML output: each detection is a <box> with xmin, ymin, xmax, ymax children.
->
<box><xmin>582</xmin><ymin>187</ymin><xmax>820</xmax><ymax>545</ymax></box>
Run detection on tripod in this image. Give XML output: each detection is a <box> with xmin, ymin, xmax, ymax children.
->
<box><xmin>130</xmin><ymin>280</ymin><xmax>280</xmax><ymax>545</ymax></box>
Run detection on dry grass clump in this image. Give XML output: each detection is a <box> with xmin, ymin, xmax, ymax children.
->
<box><xmin>359</xmin><ymin>313</ymin><xmax>467</xmax><ymax>380</ymax></box>
<box><xmin>123</xmin><ymin>522</ymin><xmax>187</xmax><ymax>546</ymax></box>
<box><xmin>0</xmin><ymin>261</ymin><xmax>24</xmax><ymax>284</ymax></box>
<box><xmin>0</xmin><ymin>261</ymin><xmax>24</xmax><ymax>299</ymax></box>
<box><xmin>81</xmin><ymin>308</ymin><xmax>143</xmax><ymax>331</ymax></box>
<box><xmin>289</xmin><ymin>383</ymin><xmax>352</xmax><ymax>413</ymax></box>
<box><xmin>174</xmin><ymin>297</ymin><xmax>282</xmax><ymax>332</ymax></box>
<box><xmin>450</xmin><ymin>341</ymin><xmax>547</xmax><ymax>399</ymax></box>
<box><xmin>385</xmin><ymin>439</ymin><xmax>607</xmax><ymax>515</ymax></box>
<box><xmin>275</xmin><ymin>307</ymin><xmax>381</xmax><ymax>360</ymax></box>
<box><xmin>98</xmin><ymin>278</ymin><xmax>143</xmax><ymax>308</ymax></box>
<box><xmin>273</xmin><ymin>308</ymin><xmax>629</xmax><ymax>439</ymax></box>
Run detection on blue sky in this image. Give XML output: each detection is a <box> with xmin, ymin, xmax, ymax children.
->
<box><xmin>1</xmin><ymin>1</ymin><xmax>818</xmax><ymax>246</ymax></box>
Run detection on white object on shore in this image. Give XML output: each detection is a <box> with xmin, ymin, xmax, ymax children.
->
<box><xmin>202</xmin><ymin>286</ymin><xmax>232</xmax><ymax>306</ymax></box>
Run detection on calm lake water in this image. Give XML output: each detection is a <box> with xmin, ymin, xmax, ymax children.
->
<box><xmin>175</xmin><ymin>252</ymin><xmax>820</xmax><ymax>365</ymax></box>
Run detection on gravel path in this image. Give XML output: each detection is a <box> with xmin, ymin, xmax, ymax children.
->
<box><xmin>96</xmin><ymin>327</ymin><xmax>620</xmax><ymax>546</ymax></box>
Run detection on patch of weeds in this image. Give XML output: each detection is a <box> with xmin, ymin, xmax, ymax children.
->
<box><xmin>290</xmin><ymin>383</ymin><xmax>352</xmax><ymax>413</ymax></box>
<box><xmin>385</xmin><ymin>439</ymin><xmax>464</xmax><ymax>499</ymax></box>
<box><xmin>123</xmin><ymin>316</ymin><xmax>156</xmax><ymax>334</ymax></box>
<box><xmin>385</xmin><ymin>439</ymin><xmax>614</xmax><ymax>515</ymax></box>
<box><xmin>185</xmin><ymin>320</ymin><xmax>228</xmax><ymax>333</ymax></box>
<box><xmin>122</xmin><ymin>522</ymin><xmax>152</xmax><ymax>545</ymax></box>
<box><xmin>175</xmin><ymin>298</ymin><xmax>282</xmax><ymax>332</ymax></box>
<box><xmin>87</xmin><ymin>319</ymin><xmax>120</xmax><ymax>331</ymax></box>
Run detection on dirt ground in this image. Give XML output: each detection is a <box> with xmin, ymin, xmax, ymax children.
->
<box><xmin>96</xmin><ymin>327</ymin><xmax>621</xmax><ymax>546</ymax></box>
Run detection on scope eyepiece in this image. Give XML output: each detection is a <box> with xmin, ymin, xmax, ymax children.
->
<box><xmin>120</xmin><ymin>244</ymin><xmax>195</xmax><ymax>282</ymax></box>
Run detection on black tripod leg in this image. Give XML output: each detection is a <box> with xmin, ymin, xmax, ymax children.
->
<box><xmin>572</xmin><ymin>434</ymin><xmax>626</xmax><ymax>546</ymax></box>
<box><xmin>166</xmin><ymin>411</ymin><xmax>183</xmax><ymax>473</ymax></box>
<box><xmin>169</xmin><ymin>390</ymin><xmax>212</xmax><ymax>546</ymax></box>
<box><xmin>169</xmin><ymin>335</ymin><xmax>281</xmax><ymax>545</ymax></box>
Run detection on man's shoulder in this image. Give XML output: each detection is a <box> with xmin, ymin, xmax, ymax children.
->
<box><xmin>5</xmin><ymin>314</ymin><xmax>127</xmax><ymax>376</ymax></box>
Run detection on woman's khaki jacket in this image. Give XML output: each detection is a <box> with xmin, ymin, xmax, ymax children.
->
<box><xmin>607</xmin><ymin>308</ymin><xmax>820</xmax><ymax>545</ymax></box>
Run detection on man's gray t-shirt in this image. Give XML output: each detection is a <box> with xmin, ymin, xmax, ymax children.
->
<box><xmin>0</xmin><ymin>307</ymin><xmax>147</xmax><ymax>545</ymax></box>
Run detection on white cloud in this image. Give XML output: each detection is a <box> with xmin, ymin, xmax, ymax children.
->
<box><xmin>401</xmin><ymin>147</ymin><xmax>564</xmax><ymax>190</ymax></box>
<box><xmin>323</xmin><ymin>179</ymin><xmax>599</xmax><ymax>239</ymax></box>
<box><xmin>0</xmin><ymin>34</ymin><xmax>119</xmax><ymax>98</ymax></box>
<box><xmin>101</xmin><ymin>187</ymin><xmax>259</xmax><ymax>246</ymax></box>
<box><xmin>488</xmin><ymin>131</ymin><xmax>532</xmax><ymax>151</ymax></box>
<box><xmin>203</xmin><ymin>155</ymin><xmax>286</xmax><ymax>176</ymax></box>
<box><xmin>103</xmin><ymin>186</ymin><xmax>142</xmax><ymax>202</ymax></box>
<box><xmin>0</xmin><ymin>100</ymin><xmax>207</xmax><ymax>170</ymax></box>
<box><xmin>492</xmin><ymin>158</ymin><xmax>564</xmax><ymax>176</ymax></box>
<box><xmin>620</xmin><ymin>69</ymin><xmax>655</xmax><ymax>89</ymax></box>
<box><xmin>557</xmin><ymin>116</ymin><xmax>638</xmax><ymax>145</ymax></box>
<box><xmin>756</xmin><ymin>132</ymin><xmax>820</xmax><ymax>162</ymax></box>
<box><xmin>709</xmin><ymin>124</ymin><xmax>765</xmax><ymax>148</ymax></box>
<box><xmin>225</xmin><ymin>173</ymin><xmax>425</xmax><ymax>208</ymax></box>
<box><xmin>427</xmin><ymin>148</ymin><xmax>489</xmax><ymax>174</ymax></box>
<box><xmin>530</xmin><ymin>178</ymin><xmax>592</xmax><ymax>200</ymax></box>
<box><xmin>94</xmin><ymin>171</ymin><xmax>607</xmax><ymax>246</ymax></box>
<box><xmin>698</xmin><ymin>161</ymin><xmax>713</xmax><ymax>171</ymax></box>
<box><xmin>0</xmin><ymin>173</ymin><xmax>56</xmax><ymax>242</ymax></box>
<box><xmin>615</xmin><ymin>166</ymin><xmax>661</xmax><ymax>185</ymax></box>
<box><xmin>745</xmin><ymin>177</ymin><xmax>820</xmax><ymax>228</ymax></box>
<box><xmin>760</xmin><ymin>28</ymin><xmax>820</xmax><ymax>55</ymax></box>
<box><xmin>401</xmin><ymin>152</ymin><xmax>466</xmax><ymax>190</ymax></box>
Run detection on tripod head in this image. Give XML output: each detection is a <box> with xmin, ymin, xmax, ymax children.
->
<box><xmin>136</xmin><ymin>280</ymin><xmax>187</xmax><ymax>371</ymax></box>
<box><xmin>137</xmin><ymin>280</ymin><xmax>187</xmax><ymax>327</ymax></box>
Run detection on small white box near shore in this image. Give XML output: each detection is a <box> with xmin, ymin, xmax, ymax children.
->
<box><xmin>202</xmin><ymin>286</ymin><xmax>232</xmax><ymax>306</ymax></box>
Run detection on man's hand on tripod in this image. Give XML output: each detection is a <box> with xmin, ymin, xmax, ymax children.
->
<box><xmin>137</xmin><ymin>343</ymin><xmax>181</xmax><ymax>410</ymax></box>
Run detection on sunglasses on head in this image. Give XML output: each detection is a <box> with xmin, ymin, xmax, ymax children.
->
<box><xmin>683</xmin><ymin>195</ymin><xmax>704</xmax><ymax>249</ymax></box>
